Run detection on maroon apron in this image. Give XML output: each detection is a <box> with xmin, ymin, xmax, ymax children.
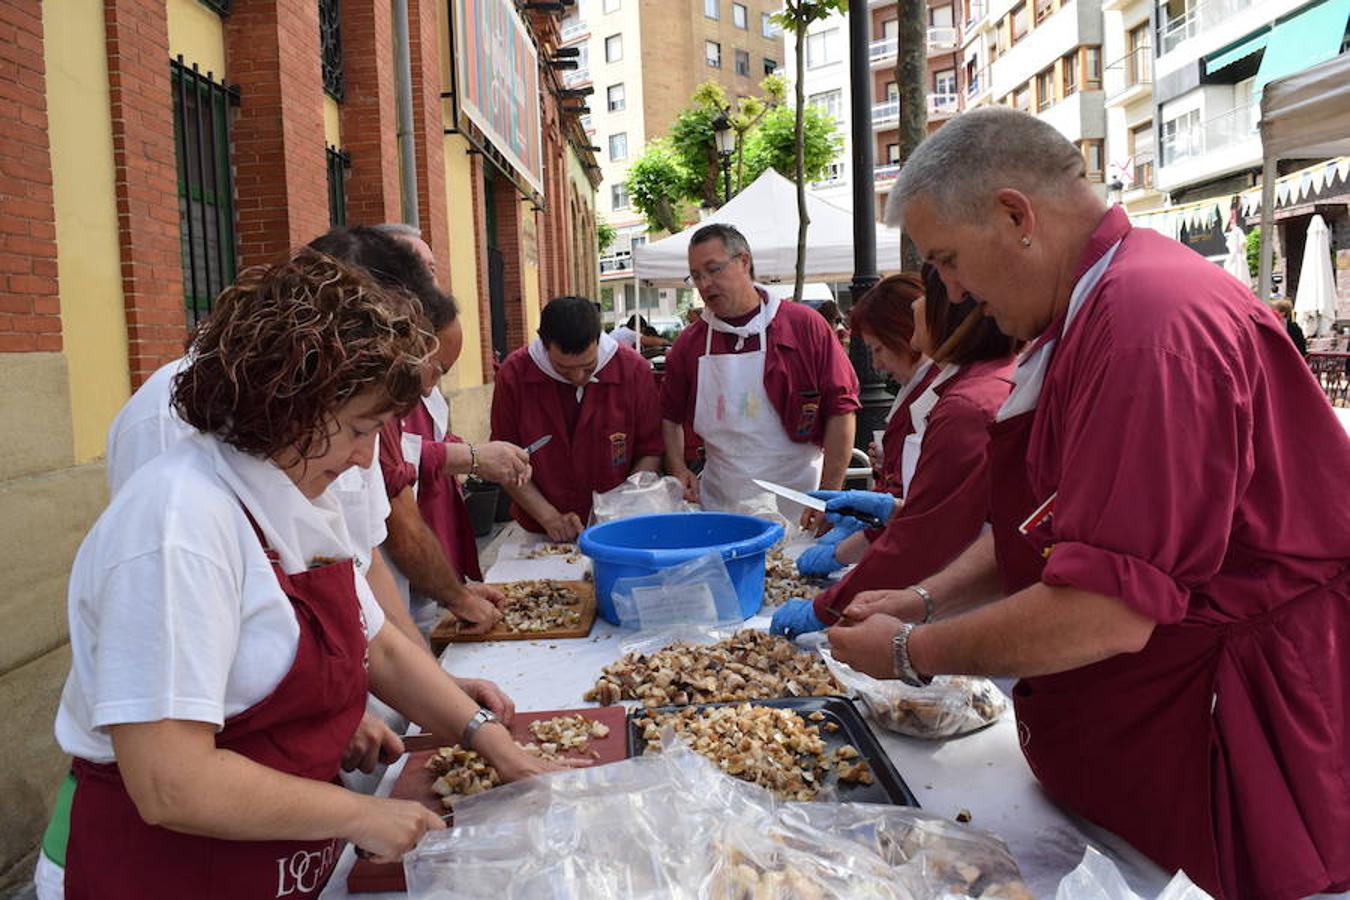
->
<box><xmin>66</xmin><ymin>521</ymin><xmax>369</xmax><ymax>900</ymax></box>
<box><xmin>988</xmin><ymin>378</ymin><xmax>1348</xmax><ymax>898</ymax></box>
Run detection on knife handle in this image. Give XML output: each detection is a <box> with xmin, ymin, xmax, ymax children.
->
<box><xmin>838</xmin><ymin>507</ymin><xmax>885</xmax><ymax>530</ymax></box>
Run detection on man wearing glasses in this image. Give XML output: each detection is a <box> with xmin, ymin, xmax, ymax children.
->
<box><xmin>660</xmin><ymin>224</ymin><xmax>860</xmax><ymax>521</ymax></box>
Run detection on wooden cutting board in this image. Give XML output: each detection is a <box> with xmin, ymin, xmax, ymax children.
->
<box><xmin>429</xmin><ymin>580</ymin><xmax>596</xmax><ymax>651</ymax></box>
<box><xmin>346</xmin><ymin>705</ymin><xmax>629</xmax><ymax>894</ymax></box>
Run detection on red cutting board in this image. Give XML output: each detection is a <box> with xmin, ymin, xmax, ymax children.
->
<box><xmin>346</xmin><ymin>705</ymin><xmax>629</xmax><ymax>893</ymax></box>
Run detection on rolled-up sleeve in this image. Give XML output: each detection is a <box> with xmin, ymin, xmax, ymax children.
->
<box><xmin>377</xmin><ymin>419</ymin><xmax>417</xmax><ymax>500</ymax></box>
<box><xmin>1038</xmin><ymin>345</ymin><xmax>1246</xmax><ymax>625</ymax></box>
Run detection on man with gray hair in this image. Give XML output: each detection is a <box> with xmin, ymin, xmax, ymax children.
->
<box><xmin>660</xmin><ymin>223</ymin><xmax>860</xmax><ymax>522</ymax></box>
<box><xmin>831</xmin><ymin>107</ymin><xmax>1350</xmax><ymax>899</ymax></box>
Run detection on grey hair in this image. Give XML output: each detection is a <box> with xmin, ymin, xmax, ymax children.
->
<box><xmin>373</xmin><ymin>222</ymin><xmax>424</xmax><ymax>240</ymax></box>
<box><xmin>886</xmin><ymin>107</ymin><xmax>1085</xmax><ymax>228</ymax></box>
<box><xmin>689</xmin><ymin>223</ymin><xmax>755</xmax><ymax>278</ymax></box>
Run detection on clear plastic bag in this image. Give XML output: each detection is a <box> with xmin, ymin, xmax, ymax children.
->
<box><xmin>1054</xmin><ymin>847</ymin><xmax>1213</xmax><ymax>900</ymax></box>
<box><xmin>820</xmin><ymin>649</ymin><xmax>1008</xmax><ymax>739</ymax></box>
<box><xmin>403</xmin><ymin>743</ymin><xmax>1032</xmax><ymax>900</ymax></box>
<box><xmin>610</xmin><ymin>552</ymin><xmax>743</xmax><ymax>629</ymax></box>
<box><xmin>590</xmin><ymin>471</ymin><xmax>691</xmax><ymax>524</ymax></box>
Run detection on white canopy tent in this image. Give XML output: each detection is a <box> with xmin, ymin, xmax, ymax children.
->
<box><xmin>632</xmin><ymin>168</ymin><xmax>904</xmax><ymax>287</ymax></box>
<box><xmin>1257</xmin><ymin>52</ymin><xmax>1350</xmax><ymax>300</ymax></box>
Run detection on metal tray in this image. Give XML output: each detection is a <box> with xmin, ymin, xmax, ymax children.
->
<box><xmin>626</xmin><ymin>695</ymin><xmax>919</xmax><ymax>808</ymax></box>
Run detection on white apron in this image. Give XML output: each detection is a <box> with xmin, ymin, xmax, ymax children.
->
<box><xmin>693</xmin><ymin>299</ymin><xmax>823</xmax><ymax>520</ymax></box>
<box><xmin>899</xmin><ymin>364</ymin><xmax>960</xmax><ymax>500</ymax></box>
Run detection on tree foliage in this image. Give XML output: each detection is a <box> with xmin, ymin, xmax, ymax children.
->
<box><xmin>596</xmin><ymin>217</ymin><xmax>617</xmax><ymax>253</ymax></box>
<box><xmin>742</xmin><ymin>104</ymin><xmax>844</xmax><ymax>186</ymax></box>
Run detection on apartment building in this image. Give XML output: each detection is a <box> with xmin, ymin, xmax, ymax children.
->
<box><xmin>1103</xmin><ymin>0</ymin><xmax>1164</xmax><ymax>213</ymax></box>
<box><xmin>560</xmin><ymin>0</ymin><xmax>785</xmax><ymax>317</ymax></box>
<box><xmin>0</xmin><ymin>0</ymin><xmax>599</xmax><ymax>885</ymax></box>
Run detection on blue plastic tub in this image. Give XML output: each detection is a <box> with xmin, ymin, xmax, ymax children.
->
<box><xmin>579</xmin><ymin>512</ymin><xmax>785</xmax><ymax>625</ymax></box>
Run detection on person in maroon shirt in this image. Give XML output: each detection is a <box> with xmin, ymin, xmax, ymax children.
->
<box><xmin>831</xmin><ymin>107</ymin><xmax>1350</xmax><ymax>900</ymax></box>
<box><xmin>491</xmin><ymin>296</ymin><xmax>663</xmax><ymax>540</ymax></box>
<box><xmin>660</xmin><ymin>224</ymin><xmax>860</xmax><ymax>523</ymax></box>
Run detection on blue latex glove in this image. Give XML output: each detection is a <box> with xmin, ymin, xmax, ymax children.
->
<box><xmin>770</xmin><ymin>598</ymin><xmax>827</xmax><ymax>638</ymax></box>
<box><xmin>810</xmin><ymin>489</ymin><xmax>896</xmax><ymax>526</ymax></box>
<box><xmin>796</xmin><ymin>541</ymin><xmax>844</xmax><ymax>577</ymax></box>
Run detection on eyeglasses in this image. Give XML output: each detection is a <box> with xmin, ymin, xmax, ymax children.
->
<box><xmin>685</xmin><ymin>253</ymin><xmax>743</xmax><ymax>287</ymax></box>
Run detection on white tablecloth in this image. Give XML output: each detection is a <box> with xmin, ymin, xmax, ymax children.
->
<box><xmin>321</xmin><ymin>558</ymin><xmax>1178</xmax><ymax>898</ymax></box>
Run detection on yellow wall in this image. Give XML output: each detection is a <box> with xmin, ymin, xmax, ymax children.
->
<box><xmin>45</xmin><ymin>0</ymin><xmax>129</xmax><ymax>462</ymax></box>
<box><xmin>166</xmin><ymin>0</ymin><xmax>226</xmax><ymax>75</ymax></box>
<box><xmin>323</xmin><ymin>97</ymin><xmax>342</xmax><ymax>150</ymax></box>
<box><xmin>522</xmin><ymin>207</ymin><xmax>542</xmax><ymax>338</ymax></box>
<box><xmin>444</xmin><ymin>134</ymin><xmax>485</xmax><ymax>390</ymax></box>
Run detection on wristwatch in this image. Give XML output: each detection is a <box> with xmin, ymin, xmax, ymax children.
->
<box><xmin>891</xmin><ymin>623</ymin><xmax>933</xmax><ymax>687</ymax></box>
<box><xmin>461</xmin><ymin>707</ymin><xmax>500</xmax><ymax>749</ymax></box>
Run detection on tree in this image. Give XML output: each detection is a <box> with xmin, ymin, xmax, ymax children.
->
<box><xmin>596</xmin><ymin>218</ymin><xmax>617</xmax><ymax>254</ymax></box>
<box><xmin>773</xmin><ymin>0</ymin><xmax>849</xmax><ymax>302</ymax></box>
<box><xmin>741</xmin><ymin>103</ymin><xmax>844</xmax><ymax>186</ymax></box>
<box><xmin>627</xmin><ymin>140</ymin><xmax>695</xmax><ymax>234</ymax></box>
<box><xmin>895</xmin><ymin>0</ymin><xmax>927</xmax><ymax>270</ymax></box>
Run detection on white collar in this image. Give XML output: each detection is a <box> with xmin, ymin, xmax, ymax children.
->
<box><xmin>703</xmin><ymin>289</ymin><xmax>780</xmax><ymax>351</ymax></box>
<box><xmin>909</xmin><ymin>364</ymin><xmax>961</xmax><ymax>434</ymax></box>
<box><xmin>885</xmin><ymin>359</ymin><xmax>934</xmax><ymax>422</ymax></box>
<box><xmin>203</xmin><ymin>434</ymin><xmax>362</xmax><ymax>576</ymax></box>
<box><xmin>527</xmin><ymin>332</ymin><xmax>620</xmax><ymax>402</ymax></box>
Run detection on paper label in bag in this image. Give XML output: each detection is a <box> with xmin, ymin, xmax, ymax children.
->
<box><xmin>631</xmin><ymin>583</ymin><xmax>717</xmax><ymax>628</ymax></box>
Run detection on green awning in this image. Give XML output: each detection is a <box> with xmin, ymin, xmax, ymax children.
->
<box><xmin>1206</xmin><ymin>31</ymin><xmax>1270</xmax><ymax>73</ymax></box>
<box><xmin>1254</xmin><ymin>0</ymin><xmax>1350</xmax><ymax>100</ymax></box>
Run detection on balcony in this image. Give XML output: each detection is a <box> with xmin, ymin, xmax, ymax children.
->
<box><xmin>599</xmin><ymin>251</ymin><xmax>633</xmax><ymax>275</ymax></box>
<box><xmin>964</xmin><ymin>1</ymin><xmax>987</xmax><ymax>27</ymax></box>
<box><xmin>872</xmin><ymin>99</ymin><xmax>899</xmax><ymax>128</ymax></box>
<box><xmin>1156</xmin><ymin>103</ymin><xmax>1260</xmax><ymax>191</ymax></box>
<box><xmin>1105</xmin><ymin>46</ymin><xmax>1152</xmax><ymax>107</ymax></box>
<box><xmin>563</xmin><ymin>67</ymin><xmax>591</xmax><ymax>88</ymax></box>
<box><xmin>928</xmin><ymin>26</ymin><xmax>959</xmax><ymax>54</ymax></box>
<box><xmin>1158</xmin><ymin>0</ymin><xmax>1255</xmax><ymax>57</ymax></box>
<box><xmin>1160</xmin><ymin>103</ymin><xmax>1256</xmax><ymax>166</ymax></box>
<box><xmin>869</xmin><ymin>37</ymin><xmax>897</xmax><ymax>66</ymax></box>
<box><xmin>1124</xmin><ymin>152</ymin><xmax>1156</xmax><ymax>192</ymax></box>
<box><xmin>966</xmin><ymin>64</ymin><xmax>991</xmax><ymax>101</ymax></box>
<box><xmin>927</xmin><ymin>92</ymin><xmax>960</xmax><ymax>119</ymax></box>
<box><xmin>560</xmin><ymin>19</ymin><xmax>589</xmax><ymax>44</ymax></box>
<box><xmin>874</xmin><ymin>162</ymin><xmax>901</xmax><ymax>189</ymax></box>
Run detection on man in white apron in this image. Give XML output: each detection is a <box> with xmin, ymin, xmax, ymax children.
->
<box><xmin>660</xmin><ymin>224</ymin><xmax>860</xmax><ymax>523</ymax></box>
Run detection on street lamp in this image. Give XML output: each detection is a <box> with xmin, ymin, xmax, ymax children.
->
<box><xmin>711</xmin><ymin>109</ymin><xmax>736</xmax><ymax>205</ymax></box>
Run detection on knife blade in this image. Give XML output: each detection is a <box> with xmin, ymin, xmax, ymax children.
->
<box><xmin>752</xmin><ymin>479</ymin><xmax>885</xmax><ymax>529</ymax></box>
<box><xmin>524</xmin><ymin>434</ymin><xmax>553</xmax><ymax>455</ymax></box>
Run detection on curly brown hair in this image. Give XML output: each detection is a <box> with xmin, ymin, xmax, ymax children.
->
<box><xmin>174</xmin><ymin>248</ymin><xmax>433</xmax><ymax>460</ymax></box>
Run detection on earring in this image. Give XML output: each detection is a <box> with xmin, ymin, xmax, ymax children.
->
<box><xmin>1020</xmin><ymin>236</ymin><xmax>1032</xmax><ymax>248</ymax></box>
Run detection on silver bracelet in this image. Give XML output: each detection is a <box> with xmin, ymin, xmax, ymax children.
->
<box><xmin>460</xmin><ymin>707</ymin><xmax>499</xmax><ymax>749</ymax></box>
<box><xmin>909</xmin><ymin>584</ymin><xmax>935</xmax><ymax>624</ymax></box>
<box><xmin>891</xmin><ymin>623</ymin><xmax>932</xmax><ymax>687</ymax></box>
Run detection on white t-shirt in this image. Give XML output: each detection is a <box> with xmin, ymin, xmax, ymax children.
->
<box><xmin>104</xmin><ymin>356</ymin><xmax>390</xmax><ymax>559</ymax></box>
<box><xmin>56</xmin><ymin>435</ymin><xmax>387</xmax><ymax>763</ymax></box>
<box><xmin>610</xmin><ymin>325</ymin><xmax>638</xmax><ymax>349</ymax></box>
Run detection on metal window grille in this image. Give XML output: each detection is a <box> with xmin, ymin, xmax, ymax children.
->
<box><xmin>320</xmin><ymin>0</ymin><xmax>344</xmax><ymax>100</ymax></box>
<box><xmin>197</xmin><ymin>0</ymin><xmax>231</xmax><ymax>14</ymax></box>
<box><xmin>171</xmin><ymin>56</ymin><xmax>239</xmax><ymax>326</ymax></box>
<box><xmin>326</xmin><ymin>146</ymin><xmax>351</xmax><ymax>227</ymax></box>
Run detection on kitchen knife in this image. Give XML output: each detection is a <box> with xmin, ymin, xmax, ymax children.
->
<box><xmin>752</xmin><ymin>479</ymin><xmax>886</xmax><ymax>529</ymax></box>
<box><xmin>524</xmin><ymin>434</ymin><xmax>553</xmax><ymax>455</ymax></box>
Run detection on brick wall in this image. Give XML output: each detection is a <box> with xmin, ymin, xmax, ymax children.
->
<box><xmin>407</xmin><ymin>0</ymin><xmax>450</xmax><ymax>282</ymax></box>
<box><xmin>341</xmin><ymin>0</ymin><xmax>401</xmax><ymax>225</ymax></box>
<box><xmin>104</xmin><ymin>0</ymin><xmax>184</xmax><ymax>384</ymax></box>
<box><xmin>0</xmin><ymin>1</ymin><xmax>60</xmax><ymax>354</ymax></box>
<box><xmin>225</xmin><ymin>0</ymin><xmax>328</xmax><ymax>268</ymax></box>
<box><xmin>493</xmin><ymin>173</ymin><xmax>527</xmax><ymax>351</ymax></box>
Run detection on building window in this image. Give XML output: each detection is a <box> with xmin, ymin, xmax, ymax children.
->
<box><xmin>806</xmin><ymin>28</ymin><xmax>840</xmax><ymax>68</ymax></box>
<box><xmin>813</xmin><ymin>161</ymin><xmax>845</xmax><ymax>185</ymax></box>
<box><xmin>1127</xmin><ymin>23</ymin><xmax>1151</xmax><ymax>85</ymax></box>
<box><xmin>1084</xmin><ymin>46</ymin><xmax>1102</xmax><ymax>89</ymax></box>
<box><xmin>1129</xmin><ymin>120</ymin><xmax>1155</xmax><ymax>188</ymax></box>
<box><xmin>326</xmin><ymin>145</ymin><xmax>349</xmax><ymax>227</ymax></box>
<box><xmin>885</xmin><ymin>80</ymin><xmax>899</xmax><ymax>101</ymax></box>
<box><xmin>607</xmin><ymin>83</ymin><xmax>625</xmax><ymax>111</ymax></box>
<box><xmin>735</xmin><ymin>48</ymin><xmax>750</xmax><ymax>75</ymax></box>
<box><xmin>764</xmin><ymin>57</ymin><xmax>778</xmax><ymax>75</ymax></box>
<box><xmin>603</xmin><ymin>0</ymin><xmax>619</xmax><ymax>12</ymax></box>
<box><xmin>762</xmin><ymin>12</ymin><xmax>781</xmax><ymax>38</ymax></box>
<box><xmin>809</xmin><ymin>88</ymin><xmax>843</xmax><ymax>121</ymax></box>
<box><xmin>1080</xmin><ymin>139</ymin><xmax>1104</xmax><ymax>182</ymax></box>
<box><xmin>611</xmin><ymin>182</ymin><xmax>630</xmax><ymax>210</ymax></box>
<box><xmin>1062</xmin><ymin>51</ymin><xmax>1079</xmax><ymax>95</ymax></box>
<box><xmin>1012</xmin><ymin>82</ymin><xmax>1031</xmax><ymax>111</ymax></box>
<box><xmin>609</xmin><ymin>132</ymin><xmax>628</xmax><ymax>160</ymax></box>
<box><xmin>886</xmin><ymin>142</ymin><xmax>900</xmax><ymax>163</ymax></box>
<box><xmin>171</xmin><ymin>56</ymin><xmax>238</xmax><ymax>326</ymax></box>
<box><xmin>1160</xmin><ymin>108</ymin><xmax>1199</xmax><ymax>165</ymax></box>
<box><xmin>704</xmin><ymin>0</ymin><xmax>719</xmax><ymax>19</ymax></box>
<box><xmin>319</xmin><ymin>0</ymin><xmax>343</xmax><ymax>100</ymax></box>
<box><xmin>930</xmin><ymin>4</ymin><xmax>954</xmax><ymax>27</ymax></box>
<box><xmin>882</xmin><ymin>17</ymin><xmax>899</xmax><ymax>38</ymax></box>
<box><xmin>706</xmin><ymin>40</ymin><xmax>722</xmax><ymax>67</ymax></box>
<box><xmin>733</xmin><ymin>3</ymin><xmax>748</xmax><ymax>29</ymax></box>
<box><xmin>1011</xmin><ymin>2</ymin><xmax>1030</xmax><ymax>42</ymax></box>
<box><xmin>1035</xmin><ymin>67</ymin><xmax>1054</xmax><ymax>110</ymax></box>
<box><xmin>934</xmin><ymin>67</ymin><xmax>957</xmax><ymax>97</ymax></box>
<box><xmin>605</xmin><ymin>33</ymin><xmax>622</xmax><ymax>62</ymax></box>
<box><xmin>1035</xmin><ymin>0</ymin><xmax>1054</xmax><ymax>23</ymax></box>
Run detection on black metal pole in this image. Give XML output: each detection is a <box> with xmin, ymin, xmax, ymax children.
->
<box><xmin>722</xmin><ymin>152</ymin><xmax>733</xmax><ymax>204</ymax></box>
<box><xmin>845</xmin><ymin>0</ymin><xmax>892</xmax><ymax>460</ymax></box>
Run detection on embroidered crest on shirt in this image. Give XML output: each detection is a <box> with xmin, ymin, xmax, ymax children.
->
<box><xmin>1018</xmin><ymin>492</ymin><xmax>1057</xmax><ymax>558</ymax></box>
<box><xmin>609</xmin><ymin>432</ymin><xmax>628</xmax><ymax>467</ymax></box>
<box><xmin>795</xmin><ymin>392</ymin><xmax>821</xmax><ymax>438</ymax></box>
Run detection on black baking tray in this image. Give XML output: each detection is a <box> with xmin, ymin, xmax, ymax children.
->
<box><xmin>626</xmin><ymin>695</ymin><xmax>919</xmax><ymax>808</ymax></box>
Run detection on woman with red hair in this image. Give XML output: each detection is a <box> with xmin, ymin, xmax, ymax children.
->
<box><xmin>772</xmin><ymin>267</ymin><xmax>1015</xmax><ymax>637</ymax></box>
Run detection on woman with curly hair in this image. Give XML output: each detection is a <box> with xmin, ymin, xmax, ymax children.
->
<box><xmin>54</xmin><ymin>250</ymin><xmax>565</xmax><ymax>899</ymax></box>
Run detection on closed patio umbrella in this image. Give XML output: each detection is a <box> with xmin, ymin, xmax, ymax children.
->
<box><xmin>1223</xmin><ymin>227</ymin><xmax>1252</xmax><ymax>287</ymax></box>
<box><xmin>1294</xmin><ymin>214</ymin><xmax>1337</xmax><ymax>337</ymax></box>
